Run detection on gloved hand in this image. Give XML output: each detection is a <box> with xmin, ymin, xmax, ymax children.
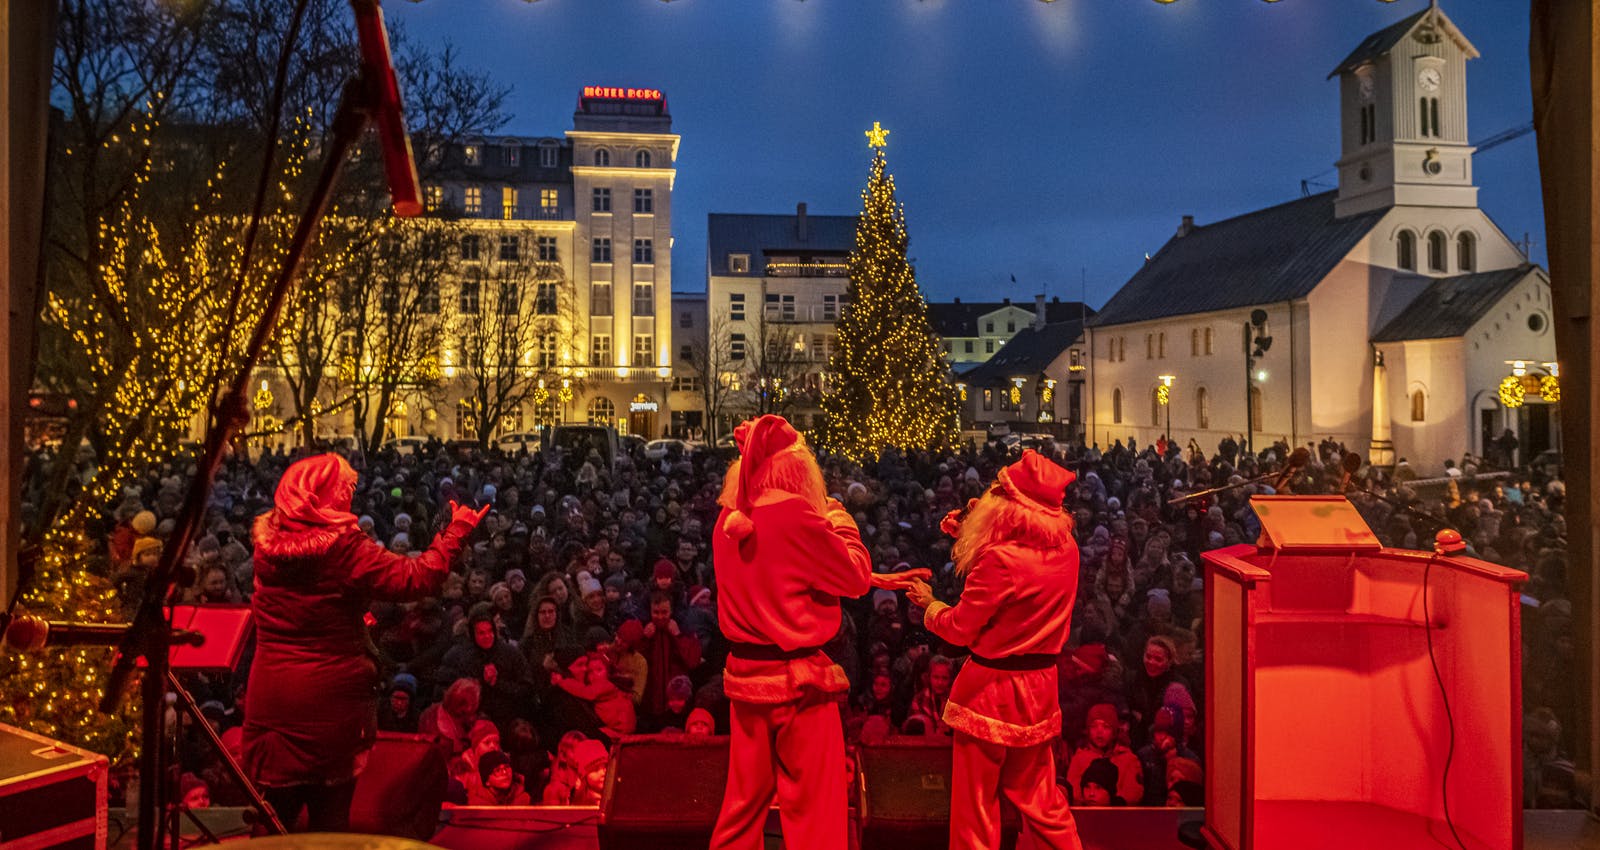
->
<box><xmin>449</xmin><ymin>500</ymin><xmax>491</xmax><ymax>529</ymax></box>
<box><xmin>869</xmin><ymin>568</ymin><xmax>934</xmax><ymax>591</ymax></box>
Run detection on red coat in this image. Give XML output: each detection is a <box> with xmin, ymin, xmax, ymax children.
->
<box><xmin>713</xmin><ymin>492</ymin><xmax>872</xmax><ymax>703</ymax></box>
<box><xmin>242</xmin><ymin>519</ymin><xmax>473</xmax><ymax>786</ymax></box>
<box><xmin>924</xmin><ymin>539</ymin><xmax>1079</xmax><ymax>747</ymax></box>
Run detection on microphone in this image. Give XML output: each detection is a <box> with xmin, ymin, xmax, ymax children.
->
<box><xmin>351</xmin><ymin>0</ymin><xmax>423</xmax><ymax>217</ymax></box>
<box><xmin>1337</xmin><ymin>452</ymin><xmax>1363</xmax><ymax>492</ymax></box>
<box><xmin>2</xmin><ymin>615</ymin><xmax>205</xmax><ymax>651</ymax></box>
<box><xmin>1271</xmin><ymin>447</ymin><xmax>1311</xmax><ymax>492</ymax></box>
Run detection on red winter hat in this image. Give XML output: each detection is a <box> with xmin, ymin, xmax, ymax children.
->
<box><xmin>652</xmin><ymin>558</ymin><xmax>677</xmax><ymax>581</ymax></box>
<box><xmin>615</xmin><ymin>619</ymin><xmax>645</xmax><ymax>648</ymax></box>
<box><xmin>1086</xmin><ymin>703</ymin><xmax>1119</xmax><ymax>729</ymax></box>
<box><xmin>995</xmin><ymin>450</ymin><xmax>1075</xmax><ymax>513</ymax></box>
<box><xmin>573</xmin><ymin>738</ymin><xmax>609</xmax><ymax>774</ymax></box>
<box><xmin>723</xmin><ymin>415</ymin><xmax>803</xmax><ymax>540</ymax></box>
<box><xmin>1070</xmin><ymin>644</ymin><xmax>1109</xmax><ymax>677</ymax></box>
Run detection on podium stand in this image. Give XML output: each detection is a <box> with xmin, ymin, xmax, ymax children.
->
<box><xmin>1200</xmin><ymin>497</ymin><xmax>1524</xmax><ymax>850</ymax></box>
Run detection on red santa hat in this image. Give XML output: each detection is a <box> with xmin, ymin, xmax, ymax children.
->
<box><xmin>723</xmin><ymin>415</ymin><xmax>804</xmax><ymax>541</ymax></box>
<box><xmin>995</xmin><ymin>450</ymin><xmax>1075</xmax><ymax>514</ymax></box>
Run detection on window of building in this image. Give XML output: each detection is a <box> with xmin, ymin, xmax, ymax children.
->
<box><xmin>424</xmin><ymin>185</ymin><xmax>443</xmax><ymax>212</ymax></box>
<box><xmin>499</xmin><ymin>235</ymin><xmax>519</xmax><ymax>262</ymax></box>
<box><xmin>633</xmin><ymin>334</ymin><xmax>653</xmax><ymax>365</ymax></box>
<box><xmin>1204</xmin><ymin>327</ymin><xmax>1214</xmax><ymax>355</ymax></box>
<box><xmin>1427</xmin><ymin>230</ymin><xmax>1447</xmax><ymax>272</ymax></box>
<box><xmin>460</xmin><ymin>234</ymin><xmax>481</xmax><ymax>261</ymax></box>
<box><xmin>537</xmin><ymin>235</ymin><xmax>557</xmax><ymax>262</ymax></box>
<box><xmin>679</xmin><ymin>311</ymin><xmax>692</xmax><ymax>329</ymax></box>
<box><xmin>458</xmin><ymin>277</ymin><xmax>480</xmax><ymax>315</ymax></box>
<box><xmin>1410</xmin><ymin>389</ymin><xmax>1426</xmax><ymax>422</ymax></box>
<box><xmin>594</xmin><ymin>149</ymin><xmax>610</xmax><ymax>167</ymax></box>
<box><xmin>634</xmin><ymin>188</ymin><xmax>653</xmax><ymax>213</ymax></box>
<box><xmin>535</xmin><ymin>282</ymin><xmax>557</xmax><ymax>315</ymax></box>
<box><xmin>1006</xmin><ymin>321</ymin><xmax>1015</xmax><ymax>333</ymax></box>
<box><xmin>822</xmin><ymin>294</ymin><xmax>839</xmax><ymax>320</ymax></box>
<box><xmin>999</xmin><ymin>385</ymin><xmax>1014</xmax><ymax>412</ymax></box>
<box><xmin>537</xmin><ymin>333</ymin><xmax>556</xmax><ymax>368</ymax></box>
<box><xmin>539</xmin><ymin>143</ymin><xmax>558</xmax><ymax>168</ymax></box>
<box><xmin>1197</xmin><ymin>387</ymin><xmax>1210</xmax><ymax>429</ymax></box>
<box><xmin>730</xmin><ymin>333</ymin><xmax>747</xmax><ymax>360</ymax></box>
<box><xmin>1191</xmin><ymin>329</ymin><xmax>1200</xmax><ymax>356</ymax></box>
<box><xmin>592</xmin><ymin>187</ymin><xmax>611</xmax><ymax>212</ymax></box>
<box><xmin>679</xmin><ymin>343</ymin><xmax>693</xmax><ymax>362</ymax></box>
<box><xmin>1146</xmin><ymin>334</ymin><xmax>1154</xmax><ymax>359</ymax></box>
<box><xmin>1158</xmin><ymin>332</ymin><xmax>1167</xmax><ymax>359</ymax></box>
<box><xmin>985</xmin><ymin>339</ymin><xmax>995</xmax><ymax>354</ymax></box>
<box><xmin>1112</xmin><ymin>388</ymin><xmax>1123</xmax><ymax>424</ymax></box>
<box><xmin>498</xmin><ymin>282</ymin><xmax>520</xmax><ymax>315</ymax></box>
<box><xmin>633</xmin><ymin>238</ymin><xmax>654</xmax><ymax>264</ymax></box>
<box><xmin>1457</xmin><ymin>231</ymin><xmax>1476</xmax><ymax>272</ymax></box>
<box><xmin>729</xmin><ymin>292</ymin><xmax>745</xmax><ymax>321</ymax></box>
<box><xmin>456</xmin><ymin>399</ymin><xmax>476</xmax><ymax>439</ymax></box>
<box><xmin>592</xmin><ymin>237</ymin><xmax>612</xmax><ymax>263</ymax></box>
<box><xmin>985</xmin><ymin>321</ymin><xmax>995</xmax><ymax>333</ymax></box>
<box><xmin>964</xmin><ymin>340</ymin><xmax>974</xmax><ymax>354</ymax></box>
<box><xmin>591</xmin><ymin>283</ymin><xmax>612</xmax><ymax>316</ymax></box>
<box><xmin>419</xmin><ymin>277</ymin><xmax>439</xmax><ymax>314</ymax></box>
<box><xmin>1397</xmin><ymin>231</ymin><xmax>1417</xmax><ymax>271</ymax></box>
<box><xmin>590</xmin><ymin>335</ymin><xmax>612</xmax><ymax>367</ymax></box>
<box><xmin>765</xmin><ymin>292</ymin><xmax>795</xmax><ymax>321</ymax></box>
<box><xmin>463</xmin><ymin>144</ymin><xmax>480</xmax><ymax>166</ymax></box>
<box><xmin>502</xmin><ymin>188</ymin><xmax>518</xmax><ymax>220</ymax></box>
<box><xmin>464</xmin><ymin>185</ymin><xmax>482</xmax><ymax>215</ymax></box>
<box><xmin>635</xmin><ymin>149</ymin><xmax>651</xmax><ymax>168</ymax></box>
<box><xmin>503</xmin><ymin>144</ymin><xmax>519</xmax><ymax>166</ymax></box>
<box><xmin>588</xmin><ymin>396</ymin><xmax>615</xmax><ymax>426</ymax></box>
<box><xmin>1419</xmin><ymin>97</ymin><xmax>1440</xmax><ymax>137</ymax></box>
<box><xmin>729</xmin><ymin>254</ymin><xmax>750</xmax><ymax>273</ymax></box>
<box><xmin>982</xmin><ymin>388</ymin><xmax>994</xmax><ymax>412</ymax></box>
<box><xmin>540</xmin><ymin>188</ymin><xmax>558</xmax><ymax>213</ymax></box>
<box><xmin>633</xmin><ymin>282</ymin><xmax>654</xmax><ymax>315</ymax></box>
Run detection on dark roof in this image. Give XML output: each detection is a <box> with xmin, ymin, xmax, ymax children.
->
<box><xmin>927</xmin><ymin>299</ymin><xmax>1093</xmax><ymax>337</ymax></box>
<box><xmin>1327</xmin><ymin>7</ymin><xmax>1430</xmax><ymax>78</ymax></box>
<box><xmin>707</xmin><ymin>212</ymin><xmax>857</xmax><ymax>277</ymax></box>
<box><xmin>1089</xmin><ymin>192</ymin><xmax>1386</xmax><ymax>328</ymax></box>
<box><xmin>961</xmin><ymin>320</ymin><xmax>1085</xmax><ymax>385</ymax></box>
<box><xmin>1372</xmin><ymin>264</ymin><xmax>1539</xmax><ymax>342</ymax></box>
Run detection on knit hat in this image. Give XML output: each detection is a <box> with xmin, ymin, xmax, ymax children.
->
<box><xmin>1081</xmin><ymin>758</ymin><xmax>1120</xmax><ymax>793</ymax></box>
<box><xmin>1166</xmin><ymin>756</ymin><xmax>1203</xmax><ymax>788</ymax></box>
<box><xmin>1163</xmin><ymin>682</ymin><xmax>1197</xmax><ymax>717</ymax></box>
<box><xmin>689</xmin><ymin>586</ymin><xmax>712</xmax><ymax>607</ymax></box>
<box><xmin>583</xmin><ymin>626</ymin><xmax>612</xmax><ymax>651</ymax></box>
<box><xmin>577</xmin><ymin>571</ymin><xmax>603</xmax><ymax>598</ymax></box>
<box><xmin>667</xmin><ymin>674</ymin><xmax>694</xmax><ymax>702</ymax></box>
<box><xmin>653</xmin><ymin>559</ymin><xmax>676</xmax><ymax>581</ymax></box>
<box><xmin>478</xmin><ymin>749</ymin><xmax>512</xmax><ymax>784</ymax></box>
<box><xmin>685</xmin><ymin>708</ymin><xmax>715</xmax><ymax>734</ymax></box>
<box><xmin>1070</xmin><ymin>644</ymin><xmax>1109</xmax><ymax>677</ymax></box>
<box><xmin>1086</xmin><ymin>703</ymin><xmax>1119</xmax><ymax>730</ymax></box>
<box><xmin>1153</xmin><ymin>704</ymin><xmax>1186</xmax><ymax>741</ymax></box>
<box><xmin>132</xmin><ymin>536</ymin><xmax>163</xmax><ymax>561</ymax></box>
<box><xmin>468</xmin><ymin>602</ymin><xmax>496</xmax><ymax>628</ymax></box>
<box><xmin>723</xmin><ymin>415</ymin><xmax>805</xmax><ymax>541</ymax></box>
<box><xmin>872</xmin><ymin>589</ymin><xmax>897</xmax><ymax>611</ymax></box>
<box><xmin>604</xmin><ymin>572</ymin><xmax>628</xmax><ymax>591</ymax></box>
<box><xmin>469</xmin><ymin>719</ymin><xmax>500</xmax><ymax>747</ymax></box>
<box><xmin>554</xmin><ymin>645</ymin><xmax>587</xmax><ymax>671</ymax></box>
<box><xmin>132</xmin><ymin>511</ymin><xmax>157</xmax><ymax>535</ymax></box>
<box><xmin>390</xmin><ymin>672</ymin><xmax>418</xmax><ymax>696</ymax></box>
<box><xmin>615</xmin><ymin>619</ymin><xmax>645</xmax><ymax>648</ymax></box>
<box><xmin>573</xmin><ymin>739</ymin><xmax>609</xmax><ymax>774</ymax></box>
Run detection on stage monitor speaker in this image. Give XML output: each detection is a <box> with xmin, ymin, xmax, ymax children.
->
<box><xmin>598</xmin><ymin>734</ymin><xmax>730</xmax><ymax>850</ymax></box>
<box><xmin>857</xmin><ymin>739</ymin><xmax>1018</xmax><ymax>850</ymax></box>
<box><xmin>0</xmin><ymin>722</ymin><xmax>108</xmax><ymax>850</ymax></box>
<box><xmin>350</xmin><ymin>732</ymin><xmax>446</xmax><ymax>840</ymax></box>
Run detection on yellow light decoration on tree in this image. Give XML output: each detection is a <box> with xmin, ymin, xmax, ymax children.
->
<box><xmin>1498</xmin><ymin>374</ymin><xmax>1525</xmax><ymax>408</ymax></box>
<box><xmin>1539</xmin><ymin>374</ymin><xmax>1560</xmax><ymax>403</ymax></box>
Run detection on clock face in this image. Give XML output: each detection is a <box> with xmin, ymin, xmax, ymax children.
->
<box><xmin>1418</xmin><ymin>67</ymin><xmax>1441</xmax><ymax>93</ymax></box>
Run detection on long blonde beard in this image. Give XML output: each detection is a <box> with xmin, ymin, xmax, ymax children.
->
<box><xmin>952</xmin><ymin>488</ymin><xmax>1075</xmax><ymax>576</ymax></box>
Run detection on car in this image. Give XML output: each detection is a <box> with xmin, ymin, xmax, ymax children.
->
<box><xmin>550</xmin><ymin>425</ymin><xmax>619</xmax><ymax>470</ymax></box>
<box><xmin>380</xmin><ymin>436</ymin><xmax>428</xmax><ymax>455</ymax></box>
<box><xmin>496</xmin><ymin>431</ymin><xmax>544</xmax><ymax>453</ymax></box>
<box><xmin>644</xmin><ymin>438</ymin><xmax>694</xmax><ymax>460</ymax></box>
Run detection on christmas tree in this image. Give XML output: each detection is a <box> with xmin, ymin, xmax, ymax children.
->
<box><xmin>822</xmin><ymin>124</ymin><xmax>959</xmax><ymax>461</ymax></box>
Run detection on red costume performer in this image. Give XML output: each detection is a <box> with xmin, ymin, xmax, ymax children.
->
<box><xmin>710</xmin><ymin>416</ymin><xmax>927</xmax><ymax>850</ymax></box>
<box><xmin>909</xmin><ymin>450</ymin><xmax>1084</xmax><ymax>850</ymax></box>
<box><xmin>242</xmin><ymin>453</ymin><xmax>487</xmax><ymax>831</ymax></box>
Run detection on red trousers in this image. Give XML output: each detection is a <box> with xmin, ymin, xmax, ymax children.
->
<box><xmin>711</xmin><ymin>696</ymin><xmax>846</xmax><ymax>850</ymax></box>
<box><xmin>951</xmin><ymin>732</ymin><xmax>1083</xmax><ymax>850</ymax></box>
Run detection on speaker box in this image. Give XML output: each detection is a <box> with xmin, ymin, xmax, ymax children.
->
<box><xmin>857</xmin><ymin>739</ymin><xmax>1018</xmax><ymax>850</ymax></box>
<box><xmin>598</xmin><ymin>734</ymin><xmax>730</xmax><ymax>850</ymax></box>
<box><xmin>350</xmin><ymin>732</ymin><xmax>446</xmax><ymax>840</ymax></box>
<box><xmin>0</xmin><ymin>722</ymin><xmax>107</xmax><ymax>850</ymax></box>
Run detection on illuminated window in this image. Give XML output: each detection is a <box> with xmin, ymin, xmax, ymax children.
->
<box><xmin>464</xmin><ymin>186</ymin><xmax>482</xmax><ymax>215</ymax></box>
<box><xmin>456</xmin><ymin>399</ymin><xmax>476</xmax><ymax>438</ymax></box>
<box><xmin>633</xmin><ymin>238</ymin><xmax>654</xmax><ymax>264</ymax></box>
<box><xmin>594</xmin><ymin>149</ymin><xmax>611</xmax><ymax>167</ymax></box>
<box><xmin>592</xmin><ymin>238</ymin><xmax>612</xmax><ymax>263</ymax></box>
<box><xmin>502</xmin><ymin>188</ymin><xmax>518</xmax><ymax>220</ymax></box>
<box><xmin>591</xmin><ymin>283</ymin><xmax>612</xmax><ymax>316</ymax></box>
<box><xmin>1397</xmin><ymin>231</ymin><xmax>1417</xmax><ymax>271</ymax></box>
<box><xmin>729</xmin><ymin>254</ymin><xmax>750</xmax><ymax>273</ymax></box>
<box><xmin>502</xmin><ymin>144</ymin><xmax>519</xmax><ymax>166</ymax></box>
<box><xmin>463</xmin><ymin>144</ymin><xmax>481</xmax><ymax>166</ymax></box>
<box><xmin>1410</xmin><ymin>389</ymin><xmax>1426</xmax><ymax>422</ymax></box>
<box><xmin>982</xmin><ymin>388</ymin><xmax>994</xmax><ymax>412</ymax></box>
<box><xmin>636</xmin><ymin>149</ymin><xmax>652</xmax><ymax>168</ymax></box>
<box><xmin>1427</xmin><ymin>230</ymin><xmax>1447</xmax><ymax>272</ymax></box>
<box><xmin>1112</xmin><ymin>388</ymin><xmax>1123</xmax><ymax>424</ymax></box>
<box><xmin>593</xmin><ymin>187</ymin><xmax>612</xmax><ymax>212</ymax></box>
<box><xmin>587</xmin><ymin>396</ymin><xmax>615</xmax><ymax>426</ymax></box>
<box><xmin>460</xmin><ymin>234</ymin><xmax>481</xmax><ymax>261</ymax></box>
<box><xmin>535</xmin><ymin>282</ymin><xmax>557</xmax><ymax>315</ymax></box>
<box><xmin>424</xmin><ymin>185</ymin><xmax>443</xmax><ymax>211</ymax></box>
<box><xmin>590</xmin><ymin>335</ymin><xmax>613</xmax><ymax>366</ymax></box>
<box><xmin>541</xmin><ymin>188</ymin><xmax>559</xmax><ymax>212</ymax></box>
<box><xmin>633</xmin><ymin>334</ymin><xmax>653</xmax><ymax>365</ymax></box>
<box><xmin>498</xmin><ymin>235</ymin><xmax>519</xmax><ymax>262</ymax></box>
<box><xmin>537</xmin><ymin>235</ymin><xmax>557</xmax><ymax>262</ymax></box>
<box><xmin>1197</xmin><ymin>387</ymin><xmax>1210</xmax><ymax>429</ymax></box>
<box><xmin>537</xmin><ymin>334</ymin><xmax>557</xmax><ymax>368</ymax></box>
<box><xmin>634</xmin><ymin>189</ymin><xmax>653</xmax><ymax>213</ymax></box>
<box><xmin>1457</xmin><ymin>232</ymin><xmax>1476</xmax><ymax>272</ymax></box>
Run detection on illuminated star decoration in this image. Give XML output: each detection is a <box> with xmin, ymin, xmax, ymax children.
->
<box><xmin>865</xmin><ymin>121</ymin><xmax>890</xmax><ymax>149</ymax></box>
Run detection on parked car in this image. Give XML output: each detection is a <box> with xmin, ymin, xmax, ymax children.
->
<box><xmin>496</xmin><ymin>431</ymin><xmax>544</xmax><ymax>454</ymax></box>
<box><xmin>644</xmin><ymin>438</ymin><xmax>695</xmax><ymax>460</ymax></box>
<box><xmin>379</xmin><ymin>436</ymin><xmax>428</xmax><ymax>455</ymax></box>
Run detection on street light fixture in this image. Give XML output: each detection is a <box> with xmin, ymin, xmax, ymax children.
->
<box><xmin>1244</xmin><ymin>309</ymin><xmax>1272</xmax><ymax>456</ymax></box>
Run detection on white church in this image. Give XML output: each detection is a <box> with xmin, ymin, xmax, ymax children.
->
<box><xmin>1085</xmin><ymin>2</ymin><xmax>1556</xmax><ymax>474</ymax></box>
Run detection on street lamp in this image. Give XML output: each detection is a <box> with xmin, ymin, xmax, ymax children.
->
<box><xmin>1157</xmin><ymin>374</ymin><xmax>1175</xmax><ymax>441</ymax></box>
<box><xmin>1244</xmin><ymin>309</ymin><xmax>1272</xmax><ymax>456</ymax></box>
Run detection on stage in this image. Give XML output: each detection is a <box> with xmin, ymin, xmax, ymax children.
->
<box><xmin>111</xmin><ymin>806</ymin><xmax>1600</xmax><ymax>850</ymax></box>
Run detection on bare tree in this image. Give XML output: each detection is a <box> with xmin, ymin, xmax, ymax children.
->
<box><xmin>736</xmin><ymin>310</ymin><xmax>813</xmax><ymax>420</ymax></box>
<box><xmin>680</xmin><ymin>312</ymin><xmax>742</xmax><ymax>442</ymax></box>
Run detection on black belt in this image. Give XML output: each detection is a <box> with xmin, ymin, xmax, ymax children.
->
<box><xmin>969</xmin><ymin>652</ymin><xmax>1055</xmax><ymax>671</ymax></box>
<box><xmin>728</xmin><ymin>642</ymin><xmax>825</xmax><ymax>662</ymax></box>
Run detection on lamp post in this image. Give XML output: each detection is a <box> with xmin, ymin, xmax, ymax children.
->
<box><xmin>1244</xmin><ymin>310</ymin><xmax>1273</xmax><ymax>457</ymax></box>
<box><xmin>1157</xmin><ymin>374</ymin><xmax>1175</xmax><ymax>442</ymax></box>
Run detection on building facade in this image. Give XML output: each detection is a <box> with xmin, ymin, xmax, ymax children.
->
<box><xmin>929</xmin><ymin>297</ymin><xmax>1091</xmax><ymax>374</ymax></box>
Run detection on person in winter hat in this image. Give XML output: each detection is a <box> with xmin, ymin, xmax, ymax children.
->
<box><xmin>907</xmin><ymin>449</ymin><xmax>1084</xmax><ymax>849</ymax></box>
<box><xmin>467</xmin><ymin>750</ymin><xmax>531</xmax><ymax>806</ymax></box>
<box><xmin>709</xmin><ymin>415</ymin><xmax>926</xmax><ymax>850</ymax></box>
<box><xmin>242</xmin><ymin>453</ymin><xmax>488</xmax><ymax>832</ymax></box>
<box><xmin>1064</xmin><ymin>703</ymin><xmax>1143</xmax><ymax>806</ymax></box>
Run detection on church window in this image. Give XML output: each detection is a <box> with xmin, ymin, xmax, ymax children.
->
<box><xmin>1397</xmin><ymin>231</ymin><xmax>1417</xmax><ymax>271</ymax></box>
<box><xmin>1204</xmin><ymin>327</ymin><xmax>1214</xmax><ymax>355</ymax></box>
<box><xmin>1457</xmin><ymin>232</ymin><xmax>1477</xmax><ymax>272</ymax></box>
<box><xmin>1146</xmin><ymin>334</ymin><xmax>1153</xmax><ymax>360</ymax></box>
<box><xmin>1158</xmin><ymin>333</ymin><xmax>1167</xmax><ymax>359</ymax></box>
<box><xmin>1112</xmin><ymin>388</ymin><xmax>1123</xmax><ymax>425</ymax></box>
<box><xmin>1410</xmin><ymin>390</ymin><xmax>1426</xmax><ymax>423</ymax></box>
<box><xmin>1419</xmin><ymin>98</ymin><xmax>1441</xmax><ymax>137</ymax></box>
<box><xmin>1427</xmin><ymin>231</ymin><xmax>1447</xmax><ymax>272</ymax></box>
<box><xmin>1190</xmin><ymin>329</ymin><xmax>1200</xmax><ymax>356</ymax></box>
<box><xmin>1197</xmin><ymin>387</ymin><xmax>1210</xmax><ymax>430</ymax></box>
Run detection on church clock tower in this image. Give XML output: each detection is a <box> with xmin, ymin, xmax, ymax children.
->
<box><xmin>1331</xmin><ymin>2</ymin><xmax>1480</xmax><ymax>218</ymax></box>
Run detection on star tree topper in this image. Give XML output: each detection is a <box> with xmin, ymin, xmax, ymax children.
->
<box><xmin>865</xmin><ymin>121</ymin><xmax>890</xmax><ymax>149</ymax></box>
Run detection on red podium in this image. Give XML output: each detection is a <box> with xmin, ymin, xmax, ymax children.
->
<box><xmin>1200</xmin><ymin>497</ymin><xmax>1524</xmax><ymax>850</ymax></box>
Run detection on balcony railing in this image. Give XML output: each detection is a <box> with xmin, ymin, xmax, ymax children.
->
<box><xmin>764</xmin><ymin>262</ymin><xmax>848</xmax><ymax>278</ymax></box>
<box><xmin>762</xmin><ymin>305</ymin><xmax>842</xmax><ymax>323</ymax></box>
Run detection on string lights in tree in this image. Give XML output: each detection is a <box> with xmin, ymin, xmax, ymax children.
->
<box><xmin>820</xmin><ymin>124</ymin><xmax>959</xmax><ymax>461</ymax></box>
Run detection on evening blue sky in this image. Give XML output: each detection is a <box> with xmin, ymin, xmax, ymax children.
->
<box><xmin>388</xmin><ymin>0</ymin><xmax>1543</xmax><ymax>307</ymax></box>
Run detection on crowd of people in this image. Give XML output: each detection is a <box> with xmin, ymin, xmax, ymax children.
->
<box><xmin>72</xmin><ymin>425</ymin><xmax>1577</xmax><ymax>816</ymax></box>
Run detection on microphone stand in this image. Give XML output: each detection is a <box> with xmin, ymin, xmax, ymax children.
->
<box><xmin>1167</xmin><ymin>470</ymin><xmax>1279</xmax><ymax>506</ymax></box>
<box><xmin>102</xmin><ymin>68</ymin><xmax>386</xmax><ymax>850</ymax></box>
